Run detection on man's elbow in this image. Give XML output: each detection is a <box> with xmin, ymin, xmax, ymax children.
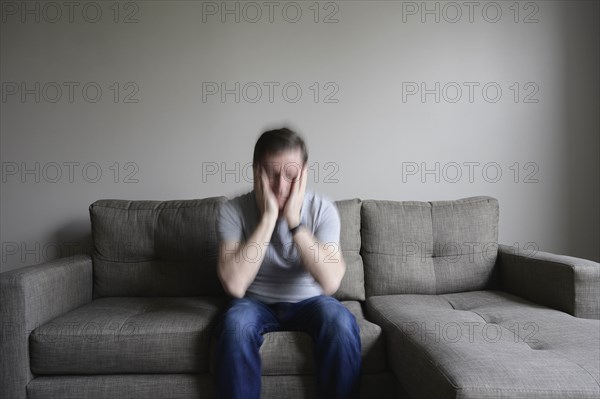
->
<box><xmin>321</xmin><ymin>260</ymin><xmax>345</xmax><ymax>296</ymax></box>
<box><xmin>225</xmin><ymin>285</ymin><xmax>246</xmax><ymax>299</ymax></box>
<box><xmin>217</xmin><ymin>267</ymin><xmax>246</xmax><ymax>299</ymax></box>
<box><xmin>321</xmin><ymin>280</ymin><xmax>341</xmax><ymax>296</ymax></box>
<box><xmin>222</xmin><ymin>279</ymin><xmax>247</xmax><ymax>299</ymax></box>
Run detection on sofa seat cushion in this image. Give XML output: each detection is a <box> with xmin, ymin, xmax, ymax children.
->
<box><xmin>257</xmin><ymin>301</ymin><xmax>386</xmax><ymax>375</ymax></box>
<box><xmin>30</xmin><ymin>298</ymin><xmax>386</xmax><ymax>376</ymax></box>
<box><xmin>366</xmin><ymin>290</ymin><xmax>600</xmax><ymax>399</ymax></box>
<box><xmin>30</xmin><ymin>297</ymin><xmax>229</xmax><ymax>374</ymax></box>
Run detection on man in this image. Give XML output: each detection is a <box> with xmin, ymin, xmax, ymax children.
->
<box><xmin>214</xmin><ymin>127</ymin><xmax>361</xmax><ymax>399</ymax></box>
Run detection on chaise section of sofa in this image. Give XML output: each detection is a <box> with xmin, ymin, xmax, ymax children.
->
<box><xmin>367</xmin><ymin>291</ymin><xmax>600</xmax><ymax>399</ymax></box>
<box><xmin>361</xmin><ymin>196</ymin><xmax>600</xmax><ymax>399</ymax></box>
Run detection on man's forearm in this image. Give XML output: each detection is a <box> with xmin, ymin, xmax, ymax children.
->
<box><xmin>218</xmin><ymin>216</ymin><xmax>276</xmax><ymax>298</ymax></box>
<box><xmin>292</xmin><ymin>227</ymin><xmax>345</xmax><ymax>295</ymax></box>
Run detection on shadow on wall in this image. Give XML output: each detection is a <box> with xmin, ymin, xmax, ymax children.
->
<box><xmin>563</xmin><ymin>3</ymin><xmax>600</xmax><ymax>262</ymax></box>
<box><xmin>1</xmin><ymin>217</ymin><xmax>93</xmax><ymax>274</ymax></box>
<box><xmin>50</xmin><ymin>219</ymin><xmax>94</xmax><ymax>261</ymax></box>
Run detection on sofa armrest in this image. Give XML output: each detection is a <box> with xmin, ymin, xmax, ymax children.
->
<box><xmin>0</xmin><ymin>254</ymin><xmax>93</xmax><ymax>399</ymax></box>
<box><xmin>497</xmin><ymin>244</ymin><xmax>600</xmax><ymax>319</ymax></box>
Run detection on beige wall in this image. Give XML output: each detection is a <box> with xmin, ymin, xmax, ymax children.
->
<box><xmin>1</xmin><ymin>0</ymin><xmax>598</xmax><ymax>272</ymax></box>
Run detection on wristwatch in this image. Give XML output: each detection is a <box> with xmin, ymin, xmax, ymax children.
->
<box><xmin>289</xmin><ymin>223</ymin><xmax>303</xmax><ymax>236</ymax></box>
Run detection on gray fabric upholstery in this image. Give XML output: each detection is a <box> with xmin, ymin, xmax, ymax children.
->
<box><xmin>30</xmin><ymin>298</ymin><xmax>385</xmax><ymax>375</ymax></box>
<box><xmin>361</xmin><ymin>196</ymin><xmax>498</xmax><ymax>296</ymax></box>
<box><xmin>26</xmin><ymin>373</ymin><xmax>399</xmax><ymax>399</ymax></box>
<box><xmin>498</xmin><ymin>244</ymin><xmax>600</xmax><ymax>319</ymax></box>
<box><xmin>0</xmin><ymin>254</ymin><xmax>92</xmax><ymax>399</ymax></box>
<box><xmin>430</xmin><ymin>197</ymin><xmax>499</xmax><ymax>293</ymax></box>
<box><xmin>333</xmin><ymin>198</ymin><xmax>365</xmax><ymax>301</ymax></box>
<box><xmin>260</xmin><ymin>374</ymin><xmax>400</xmax><ymax>399</ymax></box>
<box><xmin>366</xmin><ymin>290</ymin><xmax>600</xmax><ymax>399</ymax></box>
<box><xmin>30</xmin><ymin>297</ymin><xmax>228</xmax><ymax>374</ymax></box>
<box><xmin>362</xmin><ymin>199</ymin><xmax>436</xmax><ymax>295</ymax></box>
<box><xmin>27</xmin><ymin>374</ymin><xmax>215</xmax><ymax>399</ymax></box>
<box><xmin>90</xmin><ymin>197</ymin><xmax>227</xmax><ymax>298</ymax></box>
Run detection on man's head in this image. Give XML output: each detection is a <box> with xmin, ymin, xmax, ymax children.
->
<box><xmin>253</xmin><ymin>127</ymin><xmax>308</xmax><ymax>211</ymax></box>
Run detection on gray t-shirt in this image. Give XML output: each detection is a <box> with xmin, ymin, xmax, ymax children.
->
<box><xmin>216</xmin><ymin>189</ymin><xmax>341</xmax><ymax>304</ymax></box>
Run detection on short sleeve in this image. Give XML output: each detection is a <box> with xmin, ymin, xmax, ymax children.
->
<box><xmin>313</xmin><ymin>200</ymin><xmax>341</xmax><ymax>245</ymax></box>
<box><xmin>216</xmin><ymin>200</ymin><xmax>243</xmax><ymax>243</ymax></box>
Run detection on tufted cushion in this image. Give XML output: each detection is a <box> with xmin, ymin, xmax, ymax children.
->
<box><xmin>366</xmin><ymin>291</ymin><xmax>600</xmax><ymax>398</ymax></box>
<box><xmin>90</xmin><ymin>197</ymin><xmax>228</xmax><ymax>298</ymax></box>
<box><xmin>361</xmin><ymin>196</ymin><xmax>498</xmax><ymax>296</ymax></box>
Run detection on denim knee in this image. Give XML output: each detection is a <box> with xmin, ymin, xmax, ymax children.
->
<box><xmin>310</xmin><ymin>296</ymin><xmax>361</xmax><ymax>345</ymax></box>
<box><xmin>216</xmin><ymin>298</ymin><xmax>271</xmax><ymax>347</ymax></box>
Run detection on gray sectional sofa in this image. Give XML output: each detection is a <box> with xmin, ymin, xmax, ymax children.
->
<box><xmin>1</xmin><ymin>195</ymin><xmax>599</xmax><ymax>398</ymax></box>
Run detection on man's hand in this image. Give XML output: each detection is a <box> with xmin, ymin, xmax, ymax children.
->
<box><xmin>283</xmin><ymin>163</ymin><xmax>308</xmax><ymax>228</ymax></box>
<box><xmin>255</xmin><ymin>165</ymin><xmax>279</xmax><ymax>221</ymax></box>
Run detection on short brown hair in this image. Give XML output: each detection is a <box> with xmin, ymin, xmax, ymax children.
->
<box><xmin>253</xmin><ymin>127</ymin><xmax>308</xmax><ymax>166</ymax></box>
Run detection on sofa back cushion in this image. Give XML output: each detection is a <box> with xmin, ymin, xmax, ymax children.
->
<box><xmin>334</xmin><ymin>199</ymin><xmax>365</xmax><ymax>301</ymax></box>
<box><xmin>90</xmin><ymin>197</ymin><xmax>227</xmax><ymax>298</ymax></box>
<box><xmin>361</xmin><ymin>196</ymin><xmax>498</xmax><ymax>297</ymax></box>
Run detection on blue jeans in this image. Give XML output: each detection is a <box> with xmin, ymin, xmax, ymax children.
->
<box><xmin>213</xmin><ymin>295</ymin><xmax>362</xmax><ymax>399</ymax></box>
